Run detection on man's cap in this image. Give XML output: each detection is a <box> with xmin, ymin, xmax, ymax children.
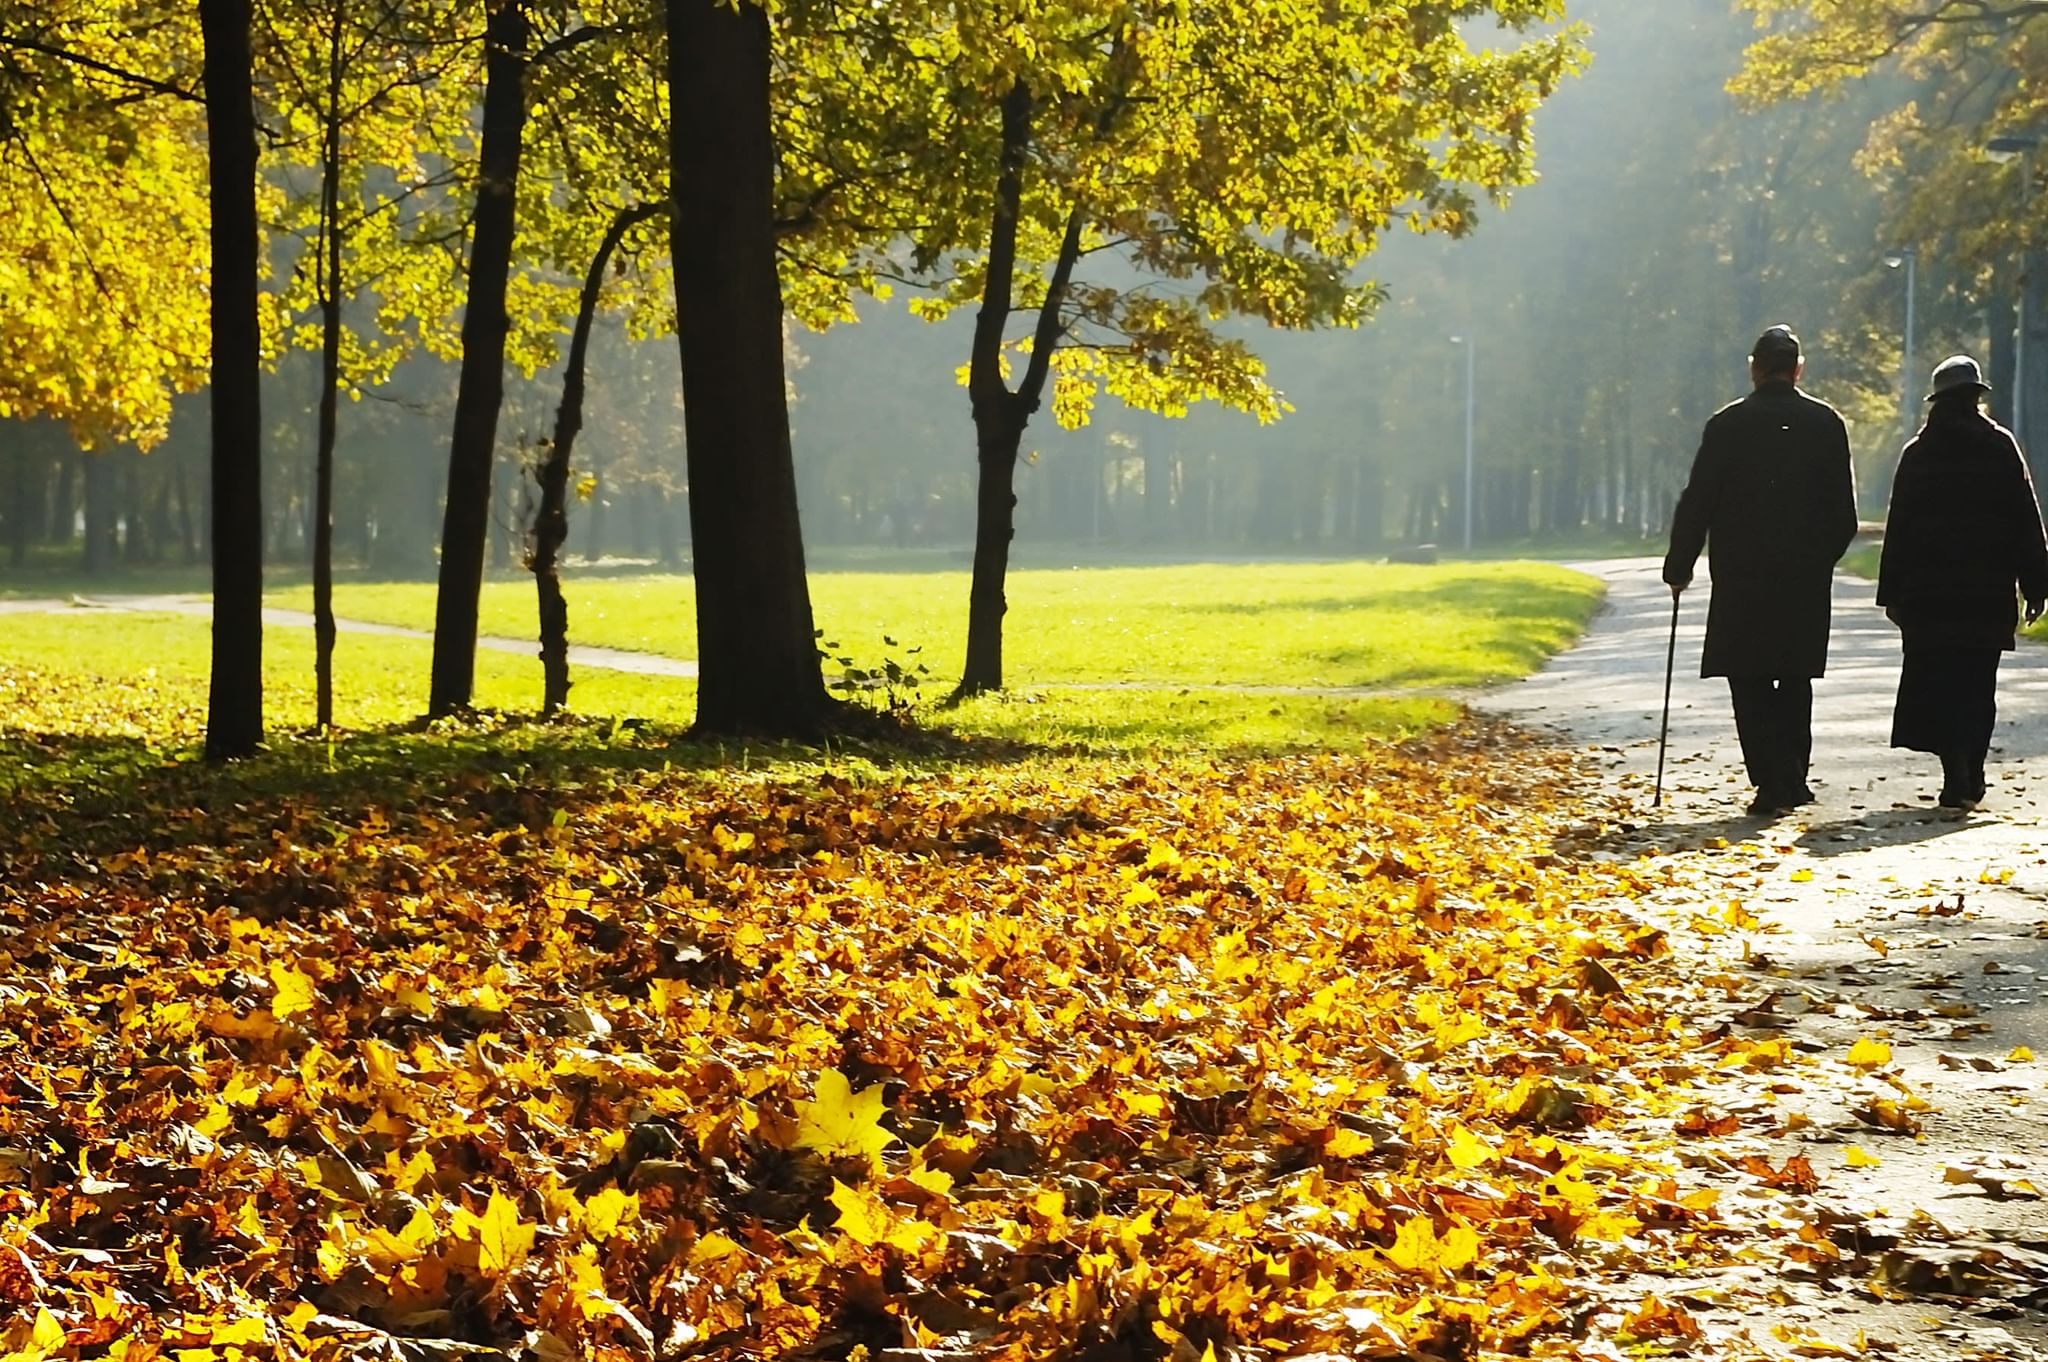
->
<box><xmin>1927</xmin><ymin>354</ymin><xmax>1991</xmax><ymax>402</ymax></box>
<box><xmin>1750</xmin><ymin>325</ymin><xmax>1802</xmax><ymax>368</ymax></box>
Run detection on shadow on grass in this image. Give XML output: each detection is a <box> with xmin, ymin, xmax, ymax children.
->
<box><xmin>0</xmin><ymin>714</ymin><xmax>1044</xmax><ymax>866</ymax></box>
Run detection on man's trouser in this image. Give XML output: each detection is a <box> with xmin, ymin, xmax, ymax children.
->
<box><xmin>1728</xmin><ymin>677</ymin><xmax>1813</xmax><ymax>792</ymax></box>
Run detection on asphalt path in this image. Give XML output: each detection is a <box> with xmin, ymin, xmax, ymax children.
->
<box><xmin>1484</xmin><ymin>558</ymin><xmax>2048</xmax><ymax>1359</ymax></box>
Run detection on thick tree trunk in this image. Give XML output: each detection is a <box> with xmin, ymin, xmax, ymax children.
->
<box><xmin>201</xmin><ymin>0</ymin><xmax>264</xmax><ymax>760</ymax></box>
<box><xmin>428</xmin><ymin>0</ymin><xmax>529</xmax><ymax>716</ymax></box>
<box><xmin>534</xmin><ymin>203</ymin><xmax>659</xmax><ymax>714</ymax></box>
<box><xmin>312</xmin><ymin>2</ymin><xmax>343</xmax><ymax>732</ymax></box>
<box><xmin>665</xmin><ymin>0</ymin><xmax>831</xmax><ymax>734</ymax></box>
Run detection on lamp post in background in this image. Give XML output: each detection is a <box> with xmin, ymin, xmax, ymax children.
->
<box><xmin>1987</xmin><ymin>134</ymin><xmax>2040</xmax><ymax>440</ymax></box>
<box><xmin>1449</xmin><ymin>334</ymin><xmax>1476</xmax><ymax>553</ymax></box>
<box><xmin>1885</xmin><ymin>249</ymin><xmax>1917</xmax><ymax>446</ymax></box>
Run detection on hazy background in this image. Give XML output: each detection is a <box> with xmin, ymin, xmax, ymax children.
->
<box><xmin>0</xmin><ymin>0</ymin><xmax>1998</xmax><ymax>577</ymax></box>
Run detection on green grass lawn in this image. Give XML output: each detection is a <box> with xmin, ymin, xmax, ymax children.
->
<box><xmin>2</xmin><ymin>559</ymin><xmax>1597</xmax><ymax>766</ymax></box>
<box><xmin>265</xmin><ymin>559</ymin><xmax>1602</xmax><ymax>692</ymax></box>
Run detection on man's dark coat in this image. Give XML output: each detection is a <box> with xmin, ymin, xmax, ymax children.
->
<box><xmin>1877</xmin><ymin>400</ymin><xmax>2048</xmax><ymax>652</ymax></box>
<box><xmin>1663</xmin><ymin>380</ymin><xmax>1859</xmax><ymax>678</ymax></box>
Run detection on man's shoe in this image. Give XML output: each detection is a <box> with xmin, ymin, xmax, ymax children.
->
<box><xmin>1785</xmin><ymin>783</ymin><xmax>1817</xmax><ymax>808</ymax></box>
<box><xmin>1937</xmin><ymin>787</ymin><xmax>1980</xmax><ymax>812</ymax></box>
<box><xmin>1747</xmin><ymin>789</ymin><xmax>1790</xmax><ymax>817</ymax></box>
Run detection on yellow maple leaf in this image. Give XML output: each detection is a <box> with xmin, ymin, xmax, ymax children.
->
<box><xmin>829</xmin><ymin>1178</ymin><xmax>891</xmax><ymax>1246</ymax></box>
<box><xmin>2011</xmin><ymin>1045</ymin><xmax>2035</xmax><ymax>1063</ymax></box>
<box><xmin>30</xmin><ymin>1306</ymin><xmax>65</xmax><ymax>1350</ymax></box>
<box><xmin>1845</xmin><ymin>1146</ymin><xmax>1882</xmax><ymax>1168</ymax></box>
<box><xmin>269</xmin><ymin>962</ymin><xmax>317</xmax><ymax>1020</ymax></box>
<box><xmin>1437</xmin><ymin>1222</ymin><xmax>1480</xmax><ymax>1271</ymax></box>
<box><xmin>794</xmin><ymin>1069</ymin><xmax>894</xmax><ymax>1165</ymax></box>
<box><xmin>582</xmin><ymin>1185</ymin><xmax>639</xmax><ymax>1243</ymax></box>
<box><xmin>690</xmin><ymin>1231</ymin><xmax>743</xmax><ymax>1264</ymax></box>
<box><xmin>1846</xmin><ymin>1037</ymin><xmax>1892</xmax><ymax>1069</ymax></box>
<box><xmin>1385</xmin><ymin>1216</ymin><xmax>1439</xmax><ymax>1273</ymax></box>
<box><xmin>209</xmin><ymin>1316</ymin><xmax>266</xmax><ymax>1345</ymax></box>
<box><xmin>1445</xmin><ymin>1124</ymin><xmax>1494</xmax><ymax>1171</ymax></box>
<box><xmin>454</xmin><ymin>1189</ymin><xmax>536</xmax><ymax>1276</ymax></box>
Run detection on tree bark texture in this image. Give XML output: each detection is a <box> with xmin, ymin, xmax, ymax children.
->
<box><xmin>428</xmin><ymin>0</ymin><xmax>529</xmax><ymax>716</ymax></box>
<box><xmin>200</xmin><ymin>0</ymin><xmax>264</xmax><ymax>760</ymax></box>
<box><xmin>665</xmin><ymin>0</ymin><xmax>831</xmax><ymax>735</ymax></box>
<box><xmin>534</xmin><ymin>202</ymin><xmax>660</xmax><ymax>714</ymax></box>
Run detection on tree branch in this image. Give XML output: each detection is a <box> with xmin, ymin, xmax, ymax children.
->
<box><xmin>0</xmin><ymin>34</ymin><xmax>200</xmax><ymax>103</ymax></box>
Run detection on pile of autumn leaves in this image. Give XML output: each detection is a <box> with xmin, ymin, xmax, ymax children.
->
<box><xmin>0</xmin><ymin>731</ymin><xmax>1765</xmax><ymax>1360</ymax></box>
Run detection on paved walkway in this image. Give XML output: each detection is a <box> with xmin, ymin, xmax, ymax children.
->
<box><xmin>1484</xmin><ymin>559</ymin><xmax>2048</xmax><ymax>1358</ymax></box>
<box><xmin>0</xmin><ymin>594</ymin><xmax>700</xmax><ymax>679</ymax></box>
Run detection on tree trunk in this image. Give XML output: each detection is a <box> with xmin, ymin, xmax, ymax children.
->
<box><xmin>312</xmin><ymin>0</ymin><xmax>344</xmax><ymax>732</ymax></box>
<box><xmin>2024</xmin><ymin>248</ymin><xmax>2048</xmax><ymax>487</ymax></box>
<box><xmin>201</xmin><ymin>0</ymin><xmax>264</xmax><ymax>760</ymax></box>
<box><xmin>80</xmin><ymin>454</ymin><xmax>113</xmax><ymax>573</ymax></box>
<box><xmin>120</xmin><ymin>450</ymin><xmax>150</xmax><ymax>562</ymax></box>
<box><xmin>174</xmin><ymin>444</ymin><xmax>197</xmax><ymax>562</ymax></box>
<box><xmin>666</xmin><ymin>0</ymin><xmax>831</xmax><ymax>734</ymax></box>
<box><xmin>1989</xmin><ymin>292</ymin><xmax>2018</xmax><ymax>431</ymax></box>
<box><xmin>428</xmin><ymin>0</ymin><xmax>529</xmax><ymax>716</ymax></box>
<box><xmin>957</xmin><ymin>78</ymin><xmax>1085</xmax><ymax>697</ymax></box>
<box><xmin>534</xmin><ymin>202</ymin><xmax>659</xmax><ymax>714</ymax></box>
<box><xmin>5</xmin><ymin>435</ymin><xmax>25</xmax><ymax>567</ymax></box>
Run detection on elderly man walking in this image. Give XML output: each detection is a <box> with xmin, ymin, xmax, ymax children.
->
<box><xmin>1663</xmin><ymin>325</ymin><xmax>1860</xmax><ymax>816</ymax></box>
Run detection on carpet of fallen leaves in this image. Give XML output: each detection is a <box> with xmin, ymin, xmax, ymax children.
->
<box><xmin>0</xmin><ymin>726</ymin><xmax>1823</xmax><ymax>1362</ymax></box>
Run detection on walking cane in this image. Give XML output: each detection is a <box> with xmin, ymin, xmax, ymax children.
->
<box><xmin>1655</xmin><ymin>590</ymin><xmax>1681</xmax><ymax>808</ymax></box>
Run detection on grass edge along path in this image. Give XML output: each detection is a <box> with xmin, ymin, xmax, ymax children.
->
<box><xmin>0</xmin><ymin>720</ymin><xmax>1826</xmax><ymax>1360</ymax></box>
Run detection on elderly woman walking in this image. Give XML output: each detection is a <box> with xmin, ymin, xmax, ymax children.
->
<box><xmin>1878</xmin><ymin>355</ymin><xmax>2048</xmax><ymax>810</ymax></box>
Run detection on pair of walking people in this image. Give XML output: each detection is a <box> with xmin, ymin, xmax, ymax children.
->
<box><xmin>1663</xmin><ymin>326</ymin><xmax>2048</xmax><ymax>816</ymax></box>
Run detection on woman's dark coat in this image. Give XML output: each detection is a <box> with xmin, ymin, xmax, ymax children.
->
<box><xmin>1878</xmin><ymin>400</ymin><xmax>2048</xmax><ymax>651</ymax></box>
<box><xmin>1663</xmin><ymin>380</ymin><xmax>1861</xmax><ymax>678</ymax></box>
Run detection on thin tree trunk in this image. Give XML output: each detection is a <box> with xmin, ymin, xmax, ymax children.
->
<box><xmin>120</xmin><ymin>450</ymin><xmax>149</xmax><ymax>562</ymax></box>
<box><xmin>81</xmin><ymin>454</ymin><xmax>114</xmax><ymax>573</ymax></box>
<box><xmin>174</xmin><ymin>443</ymin><xmax>197</xmax><ymax>562</ymax></box>
<box><xmin>5</xmin><ymin>436</ymin><xmax>25</xmax><ymax>567</ymax></box>
<box><xmin>312</xmin><ymin>0</ymin><xmax>344</xmax><ymax>731</ymax></box>
<box><xmin>665</xmin><ymin>0</ymin><xmax>831</xmax><ymax>734</ymax></box>
<box><xmin>534</xmin><ymin>202</ymin><xmax>660</xmax><ymax>714</ymax></box>
<box><xmin>428</xmin><ymin>0</ymin><xmax>529</xmax><ymax>716</ymax></box>
<box><xmin>958</xmin><ymin>77</ymin><xmax>1085</xmax><ymax>698</ymax></box>
<box><xmin>201</xmin><ymin>0</ymin><xmax>264</xmax><ymax>760</ymax></box>
<box><xmin>1989</xmin><ymin>293</ymin><xmax>2019</xmax><ymax>430</ymax></box>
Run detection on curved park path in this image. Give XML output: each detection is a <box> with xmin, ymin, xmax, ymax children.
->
<box><xmin>0</xmin><ymin>593</ymin><xmax>702</xmax><ymax>679</ymax></box>
<box><xmin>1484</xmin><ymin>558</ymin><xmax>2048</xmax><ymax>1359</ymax></box>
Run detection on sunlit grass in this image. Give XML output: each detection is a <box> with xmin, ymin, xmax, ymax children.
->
<box><xmin>263</xmin><ymin>559</ymin><xmax>1603</xmax><ymax>691</ymax></box>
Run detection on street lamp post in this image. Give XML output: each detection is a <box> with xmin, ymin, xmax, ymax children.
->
<box><xmin>1987</xmin><ymin>134</ymin><xmax>2040</xmax><ymax>439</ymax></box>
<box><xmin>1450</xmin><ymin>334</ymin><xmax>1476</xmax><ymax>553</ymax></box>
<box><xmin>1885</xmin><ymin>249</ymin><xmax>1917</xmax><ymax>445</ymax></box>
